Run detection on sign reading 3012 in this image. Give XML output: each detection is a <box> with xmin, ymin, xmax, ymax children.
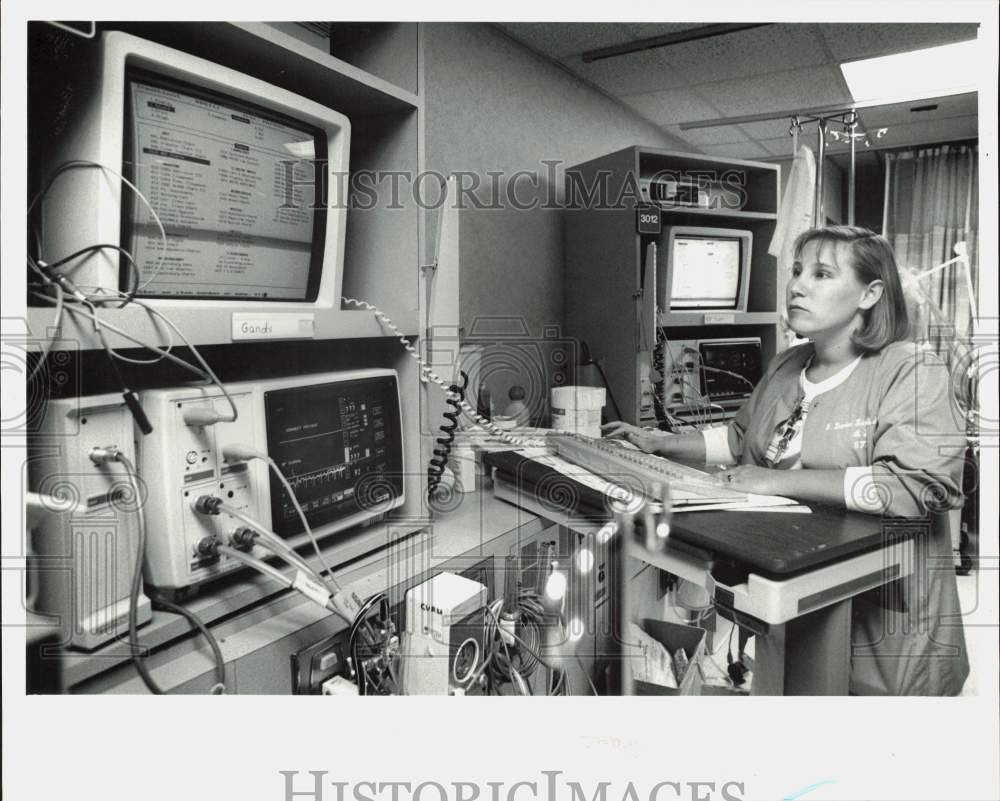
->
<box><xmin>636</xmin><ymin>205</ymin><xmax>661</xmax><ymax>235</ymax></box>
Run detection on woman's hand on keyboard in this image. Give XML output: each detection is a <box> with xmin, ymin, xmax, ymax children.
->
<box><xmin>600</xmin><ymin>422</ymin><xmax>666</xmax><ymax>454</ymax></box>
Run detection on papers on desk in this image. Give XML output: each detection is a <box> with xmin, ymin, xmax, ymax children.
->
<box><xmin>676</xmin><ymin>497</ymin><xmax>812</xmax><ymax>514</ymax></box>
<box><xmin>511</xmin><ymin>450</ymin><xmax>808</xmax><ymax>513</ymax></box>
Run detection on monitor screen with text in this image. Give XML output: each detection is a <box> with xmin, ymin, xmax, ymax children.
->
<box><xmin>123</xmin><ymin>70</ymin><xmax>327</xmax><ymax>300</ymax></box>
<box><xmin>669</xmin><ymin>236</ymin><xmax>743</xmax><ymax>310</ymax></box>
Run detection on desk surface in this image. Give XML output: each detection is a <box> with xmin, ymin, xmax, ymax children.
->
<box><xmin>667</xmin><ymin>505</ymin><xmax>907</xmax><ymax>578</ymax></box>
<box><xmin>486</xmin><ymin>450</ymin><xmax>918</xmax><ymax>578</ymax></box>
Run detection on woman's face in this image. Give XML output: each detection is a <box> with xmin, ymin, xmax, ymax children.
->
<box><xmin>786</xmin><ymin>239</ymin><xmax>876</xmax><ymax>341</ymax></box>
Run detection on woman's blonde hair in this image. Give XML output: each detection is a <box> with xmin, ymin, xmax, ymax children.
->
<box><xmin>792</xmin><ymin>225</ymin><xmax>910</xmax><ymax>352</ymax></box>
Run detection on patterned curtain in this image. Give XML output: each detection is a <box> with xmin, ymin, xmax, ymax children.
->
<box><xmin>884</xmin><ymin>144</ymin><xmax>979</xmax><ymax>561</ymax></box>
<box><xmin>884</xmin><ymin>144</ymin><xmax>979</xmax><ymax>359</ymax></box>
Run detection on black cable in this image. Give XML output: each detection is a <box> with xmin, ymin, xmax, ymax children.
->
<box><xmin>29</xmin><ymin>160</ymin><xmax>169</xmax><ymax>305</ymax></box>
<box><xmin>651</xmin><ymin>337</ymin><xmax>671</xmax><ymax>430</ymax></box>
<box><xmin>77</xmin><ymin>296</ymin><xmax>153</xmax><ymax>435</ymax></box>
<box><xmin>43</xmin><ymin>243</ymin><xmax>140</xmax><ymax>305</ymax></box>
<box><xmin>485</xmin><ymin>592</ymin><xmax>564</xmax><ymax>695</ymax></box>
<box><xmin>428</xmin><ymin>371</ymin><xmax>468</xmax><ymax>496</ymax></box>
<box><xmin>117</xmin><ymin>454</ymin><xmax>224</xmax><ymax>694</ymax></box>
<box><xmin>349</xmin><ymin>593</ymin><xmax>384</xmax><ymax>647</ymax></box>
<box><xmin>151</xmin><ymin>596</ymin><xmax>227</xmax><ymax>692</ymax></box>
<box><xmin>651</xmin><ymin>383</ymin><xmax>673</xmax><ymax>431</ymax></box>
<box><xmin>122</xmin><ymin>458</ymin><xmax>162</xmax><ymax>695</ymax></box>
<box><xmin>725</xmin><ymin>620</ymin><xmax>747</xmax><ymax>687</ymax></box>
<box><xmin>349</xmin><ymin>592</ymin><xmax>388</xmax><ymax>695</ymax></box>
<box><xmin>593</xmin><ymin>360</ymin><xmax>624</xmax><ymax>421</ymax></box>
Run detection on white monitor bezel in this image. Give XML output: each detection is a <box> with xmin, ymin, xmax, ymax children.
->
<box><xmin>663</xmin><ymin>226</ymin><xmax>753</xmax><ymax>313</ymax></box>
<box><xmin>41</xmin><ymin>31</ymin><xmax>351</xmax><ymax>313</ymax></box>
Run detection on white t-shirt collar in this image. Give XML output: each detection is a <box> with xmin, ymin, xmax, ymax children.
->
<box><xmin>800</xmin><ymin>354</ymin><xmax>863</xmax><ymax>402</ymax></box>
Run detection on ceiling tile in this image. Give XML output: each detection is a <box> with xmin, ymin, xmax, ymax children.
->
<box><xmin>673</xmin><ymin>123</ymin><xmax>750</xmax><ymax>146</ymax></box>
<box><xmin>859</xmin><ymin>92</ymin><xmax>978</xmax><ymax>127</ymax></box>
<box><xmin>496</xmin><ymin>23</ymin><xmax>644</xmax><ymax>60</ymax></box>
<box><xmin>495</xmin><ymin>21</ymin><xmax>980</xmax><ymax>162</ymax></box>
<box><xmin>820</xmin><ymin>23</ymin><xmax>980</xmax><ymax>62</ymax></box>
<box><xmin>569</xmin><ymin>48</ymin><xmax>689</xmax><ymax>94</ymax></box>
<box><xmin>660</xmin><ymin>24</ymin><xmax>830</xmax><ymax>85</ymax></box>
<box><xmin>697</xmin><ymin>65</ymin><xmax>853</xmax><ymax>119</ymax></box>
<box><xmin>872</xmin><ymin>115</ymin><xmax>979</xmax><ymax>148</ymax></box>
<box><xmin>698</xmin><ymin>140</ymin><xmax>770</xmax><ymax>160</ymax></box>
<box><xmin>737</xmin><ymin>117</ymin><xmax>801</xmax><ymax>141</ymax></box>
<box><xmin>624</xmin><ymin>23</ymin><xmax>708</xmax><ymax>40</ymax></box>
<box><xmin>620</xmin><ymin>87</ymin><xmax>722</xmax><ymax>126</ymax></box>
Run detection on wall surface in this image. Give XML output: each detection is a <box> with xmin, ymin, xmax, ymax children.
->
<box><xmin>423</xmin><ymin>23</ymin><xmax>686</xmax><ymax>344</ymax></box>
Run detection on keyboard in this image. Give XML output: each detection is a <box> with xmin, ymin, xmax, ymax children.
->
<box><xmin>547</xmin><ymin>432</ymin><xmax>747</xmax><ymax>503</ymax></box>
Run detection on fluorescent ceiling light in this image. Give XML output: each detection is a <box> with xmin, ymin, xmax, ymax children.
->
<box><xmin>840</xmin><ymin>39</ymin><xmax>980</xmax><ymax>104</ymax></box>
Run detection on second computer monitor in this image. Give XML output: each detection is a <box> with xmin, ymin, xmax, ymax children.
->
<box><xmin>664</xmin><ymin>226</ymin><xmax>752</xmax><ymax>312</ymax></box>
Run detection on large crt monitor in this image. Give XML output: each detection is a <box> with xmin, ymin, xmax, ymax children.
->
<box><xmin>40</xmin><ymin>32</ymin><xmax>350</xmax><ymax>309</ymax></box>
<box><xmin>663</xmin><ymin>226</ymin><xmax>752</xmax><ymax>312</ymax></box>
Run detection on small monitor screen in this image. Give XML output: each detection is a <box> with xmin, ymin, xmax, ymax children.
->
<box><xmin>699</xmin><ymin>339</ymin><xmax>762</xmax><ymax>401</ymax></box>
<box><xmin>670</xmin><ymin>236</ymin><xmax>742</xmax><ymax>309</ymax></box>
<box><xmin>264</xmin><ymin>376</ymin><xmax>403</xmax><ymax>537</ymax></box>
<box><xmin>122</xmin><ymin>68</ymin><xmax>327</xmax><ymax>300</ymax></box>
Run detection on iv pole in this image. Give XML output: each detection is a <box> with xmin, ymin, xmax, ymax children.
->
<box><xmin>789</xmin><ymin>110</ymin><xmax>862</xmax><ymax>225</ymax></box>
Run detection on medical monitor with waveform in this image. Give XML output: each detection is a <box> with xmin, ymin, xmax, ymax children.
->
<box><xmin>40</xmin><ymin>31</ymin><xmax>350</xmax><ymax>311</ymax></box>
<box><xmin>664</xmin><ymin>227</ymin><xmax>752</xmax><ymax>312</ymax></box>
<box><xmin>264</xmin><ymin>372</ymin><xmax>405</xmax><ymax>538</ymax></box>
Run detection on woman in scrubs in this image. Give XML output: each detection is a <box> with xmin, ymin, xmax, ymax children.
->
<box><xmin>604</xmin><ymin>225</ymin><xmax>969</xmax><ymax>695</ymax></box>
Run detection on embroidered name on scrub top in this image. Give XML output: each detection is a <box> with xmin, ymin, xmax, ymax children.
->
<box><xmin>763</xmin><ymin>354</ymin><xmax>863</xmax><ymax>469</ymax></box>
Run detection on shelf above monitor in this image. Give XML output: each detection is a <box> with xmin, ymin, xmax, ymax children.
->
<box><xmin>653</xmin><ymin>206</ymin><xmax>778</xmax><ymax>222</ymax></box>
<box><xmin>24</xmin><ymin>306</ymin><xmax>419</xmax><ymax>352</ymax></box>
<box><xmin>658</xmin><ymin>311</ymin><xmax>779</xmax><ymax>327</ymax></box>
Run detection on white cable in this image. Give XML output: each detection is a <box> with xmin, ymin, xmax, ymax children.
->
<box><xmin>482</xmin><ymin>601</ymin><xmax>529</xmax><ymax>695</ymax></box>
<box><xmin>221</xmin><ymin>543</ymin><xmax>353</xmax><ymax>626</ymax></box>
<box><xmin>220</xmin><ymin>444</ymin><xmax>340</xmax><ymax>594</ymax></box>
<box><xmin>29</xmin><ymin>292</ymin><xmax>205</xmax><ymax>376</ymax></box>
<box><xmin>114</xmin><ymin>452</ymin><xmax>151</xmax><ymax>678</ymax></box>
<box><xmin>698</xmin><ymin>364</ymin><xmax>756</xmax><ymax>392</ymax></box>
<box><xmin>262</xmin><ymin>455</ymin><xmax>340</xmax><ymax>592</ymax></box>
<box><xmin>217</xmin><ymin>545</ymin><xmax>291</xmax><ymax>587</ymax></box>
<box><xmin>27</xmin><ymin>281</ymin><xmax>64</xmax><ymax>384</ymax></box>
<box><xmin>216</xmin><ymin>502</ymin><xmax>324</xmax><ymax>583</ymax></box>
<box><xmin>29</xmin><ymin>291</ymin><xmax>239</xmax><ymax>423</ymax></box>
<box><xmin>30</xmin><ymin>160</ymin><xmax>168</xmax><ymax>290</ymax></box>
<box><xmin>131</xmin><ymin>301</ymin><xmax>237</xmax><ymax>422</ymax></box>
<box><xmin>342</xmin><ymin>297</ymin><xmax>539</xmax><ymax>448</ymax></box>
<box><xmin>82</xmin><ymin>288</ymin><xmax>236</xmax><ymax>422</ymax></box>
<box><xmin>32</xmin><ymin>262</ymin><xmax>174</xmax><ymax>366</ymax></box>
<box><xmin>85</xmin><ymin>288</ymin><xmax>176</xmax><ymax>365</ymax></box>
